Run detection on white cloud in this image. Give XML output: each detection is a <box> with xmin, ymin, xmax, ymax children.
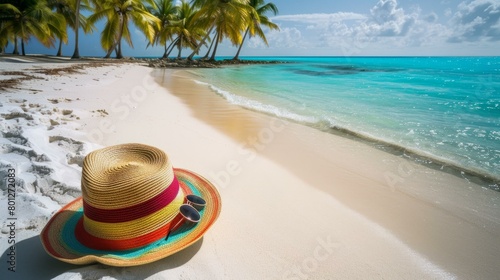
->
<box><xmin>273</xmin><ymin>12</ymin><xmax>367</xmax><ymax>25</ymax></box>
<box><xmin>364</xmin><ymin>0</ymin><xmax>418</xmax><ymax>37</ymax></box>
<box><xmin>448</xmin><ymin>0</ymin><xmax>500</xmax><ymax>42</ymax></box>
<box><xmin>249</xmin><ymin>26</ymin><xmax>306</xmax><ymax>49</ymax></box>
<box><xmin>306</xmin><ymin>0</ymin><xmax>445</xmax><ymax>53</ymax></box>
<box><xmin>254</xmin><ymin>0</ymin><xmax>498</xmax><ymax>55</ymax></box>
<box><xmin>270</xmin><ymin>0</ymin><xmax>428</xmax><ymax>48</ymax></box>
<box><xmin>370</xmin><ymin>0</ymin><xmax>404</xmax><ymax>24</ymax></box>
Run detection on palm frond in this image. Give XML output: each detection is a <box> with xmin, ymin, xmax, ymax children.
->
<box><xmin>100</xmin><ymin>14</ymin><xmax>119</xmax><ymax>50</ymax></box>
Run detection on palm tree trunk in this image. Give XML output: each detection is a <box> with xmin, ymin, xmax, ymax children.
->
<box><xmin>116</xmin><ymin>14</ymin><xmax>125</xmax><ymax>59</ymax></box>
<box><xmin>164</xmin><ymin>38</ymin><xmax>178</xmax><ymax>58</ymax></box>
<box><xmin>13</xmin><ymin>37</ymin><xmax>19</xmax><ymax>55</ymax></box>
<box><xmin>166</xmin><ymin>46</ymin><xmax>174</xmax><ymax>58</ymax></box>
<box><xmin>209</xmin><ymin>31</ymin><xmax>220</xmax><ymax>61</ymax></box>
<box><xmin>116</xmin><ymin>41</ymin><xmax>123</xmax><ymax>59</ymax></box>
<box><xmin>104</xmin><ymin>45</ymin><xmax>114</xmax><ymax>58</ymax></box>
<box><xmin>187</xmin><ymin>25</ymin><xmax>214</xmax><ymax>61</ymax></box>
<box><xmin>165</xmin><ymin>38</ymin><xmax>179</xmax><ymax>58</ymax></box>
<box><xmin>233</xmin><ymin>27</ymin><xmax>249</xmax><ymax>60</ymax></box>
<box><xmin>162</xmin><ymin>41</ymin><xmax>168</xmax><ymax>58</ymax></box>
<box><xmin>21</xmin><ymin>39</ymin><xmax>26</xmax><ymax>56</ymax></box>
<box><xmin>202</xmin><ymin>34</ymin><xmax>216</xmax><ymax>60</ymax></box>
<box><xmin>177</xmin><ymin>37</ymin><xmax>182</xmax><ymax>59</ymax></box>
<box><xmin>71</xmin><ymin>0</ymin><xmax>81</xmax><ymax>59</ymax></box>
<box><xmin>56</xmin><ymin>38</ymin><xmax>63</xmax><ymax>56</ymax></box>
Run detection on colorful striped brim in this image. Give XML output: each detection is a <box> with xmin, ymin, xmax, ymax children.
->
<box><xmin>40</xmin><ymin>144</ymin><xmax>221</xmax><ymax>266</ymax></box>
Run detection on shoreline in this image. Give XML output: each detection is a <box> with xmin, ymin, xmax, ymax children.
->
<box><xmin>162</xmin><ymin>57</ymin><xmax>500</xmax><ymax>190</ymax></box>
<box><xmin>169</xmin><ymin>68</ymin><xmax>500</xmax><ymax>190</ymax></box>
<box><xmin>324</xmin><ymin>124</ymin><xmax>500</xmax><ymax>190</ymax></box>
<box><xmin>159</xmin><ymin>68</ymin><xmax>500</xmax><ymax>278</ymax></box>
<box><xmin>1</xmin><ymin>59</ymin><xmax>499</xmax><ymax>279</ymax></box>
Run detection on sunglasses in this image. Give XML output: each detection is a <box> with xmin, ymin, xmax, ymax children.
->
<box><xmin>166</xmin><ymin>194</ymin><xmax>206</xmax><ymax>240</ymax></box>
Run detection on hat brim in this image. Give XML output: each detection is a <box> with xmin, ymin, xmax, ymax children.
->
<box><xmin>40</xmin><ymin>168</ymin><xmax>221</xmax><ymax>266</ymax></box>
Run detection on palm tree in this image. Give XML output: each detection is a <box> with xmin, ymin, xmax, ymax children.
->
<box><xmin>48</xmin><ymin>0</ymin><xmax>90</xmax><ymax>56</ymax></box>
<box><xmin>188</xmin><ymin>0</ymin><xmax>253</xmax><ymax>61</ymax></box>
<box><xmin>49</xmin><ymin>0</ymin><xmax>69</xmax><ymax>56</ymax></box>
<box><xmin>88</xmin><ymin>0</ymin><xmax>160</xmax><ymax>59</ymax></box>
<box><xmin>0</xmin><ymin>19</ymin><xmax>6</xmax><ymax>53</ymax></box>
<box><xmin>71</xmin><ymin>0</ymin><xmax>81</xmax><ymax>58</ymax></box>
<box><xmin>172</xmin><ymin>0</ymin><xmax>204</xmax><ymax>58</ymax></box>
<box><xmin>0</xmin><ymin>3</ymin><xmax>17</xmax><ymax>53</ymax></box>
<box><xmin>0</xmin><ymin>0</ymin><xmax>67</xmax><ymax>56</ymax></box>
<box><xmin>233</xmin><ymin>0</ymin><xmax>278</xmax><ymax>60</ymax></box>
<box><xmin>148</xmin><ymin>0</ymin><xmax>178</xmax><ymax>58</ymax></box>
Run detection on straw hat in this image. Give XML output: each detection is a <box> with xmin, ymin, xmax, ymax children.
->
<box><xmin>40</xmin><ymin>143</ymin><xmax>221</xmax><ymax>266</ymax></box>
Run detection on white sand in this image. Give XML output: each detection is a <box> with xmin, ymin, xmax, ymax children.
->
<box><xmin>1</xmin><ymin>56</ymin><xmax>499</xmax><ymax>279</ymax></box>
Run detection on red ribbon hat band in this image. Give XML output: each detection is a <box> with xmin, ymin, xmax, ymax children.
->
<box><xmin>82</xmin><ymin>177</ymin><xmax>181</xmax><ymax>223</ymax></box>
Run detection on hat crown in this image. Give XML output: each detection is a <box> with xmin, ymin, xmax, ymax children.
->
<box><xmin>78</xmin><ymin>143</ymin><xmax>184</xmax><ymax>250</ymax></box>
<box><xmin>81</xmin><ymin>143</ymin><xmax>175</xmax><ymax>209</ymax></box>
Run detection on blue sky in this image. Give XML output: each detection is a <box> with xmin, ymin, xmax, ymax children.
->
<box><xmin>5</xmin><ymin>0</ymin><xmax>500</xmax><ymax>57</ymax></box>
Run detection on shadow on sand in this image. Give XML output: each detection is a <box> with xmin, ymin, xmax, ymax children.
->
<box><xmin>0</xmin><ymin>235</ymin><xmax>203</xmax><ymax>279</ymax></box>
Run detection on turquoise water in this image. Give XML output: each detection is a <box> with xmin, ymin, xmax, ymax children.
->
<box><xmin>189</xmin><ymin>57</ymin><xmax>500</xmax><ymax>188</ymax></box>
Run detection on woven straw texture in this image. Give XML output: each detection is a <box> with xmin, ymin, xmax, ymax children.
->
<box><xmin>82</xmin><ymin>143</ymin><xmax>175</xmax><ymax>209</ymax></box>
<box><xmin>40</xmin><ymin>143</ymin><xmax>221</xmax><ymax>267</ymax></box>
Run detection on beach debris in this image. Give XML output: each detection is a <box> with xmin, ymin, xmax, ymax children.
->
<box><xmin>62</xmin><ymin>109</ymin><xmax>73</xmax><ymax>116</ymax></box>
<box><xmin>33</xmin><ymin>65</ymin><xmax>85</xmax><ymax>76</ymax></box>
<box><xmin>50</xmin><ymin>119</ymin><xmax>60</xmax><ymax>126</ymax></box>
<box><xmin>40</xmin><ymin>109</ymin><xmax>53</xmax><ymax>115</ymax></box>
<box><xmin>0</xmin><ymin>72</ymin><xmax>43</xmax><ymax>91</ymax></box>
<box><xmin>2</xmin><ymin>112</ymin><xmax>34</xmax><ymax>120</ymax></box>
<box><xmin>96</xmin><ymin>109</ymin><xmax>109</xmax><ymax>116</ymax></box>
<box><xmin>2</xmin><ymin>71</ymin><xmax>26</xmax><ymax>76</ymax></box>
<box><xmin>9</xmin><ymin>98</ymin><xmax>27</xmax><ymax>103</ymax></box>
<box><xmin>145</xmin><ymin>58</ymin><xmax>284</xmax><ymax>69</ymax></box>
<box><xmin>47</xmin><ymin>98</ymin><xmax>73</xmax><ymax>104</ymax></box>
<box><xmin>31</xmin><ymin>62</ymin><xmax>108</xmax><ymax>77</ymax></box>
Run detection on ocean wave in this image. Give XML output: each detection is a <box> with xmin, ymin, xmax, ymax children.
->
<box><xmin>321</xmin><ymin>121</ymin><xmax>500</xmax><ymax>189</ymax></box>
<box><xmin>194</xmin><ymin>80</ymin><xmax>318</xmax><ymax>124</ymax></box>
<box><xmin>193</xmin><ymin>81</ymin><xmax>500</xmax><ymax>190</ymax></box>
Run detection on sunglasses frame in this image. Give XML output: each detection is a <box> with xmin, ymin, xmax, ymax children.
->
<box><xmin>186</xmin><ymin>194</ymin><xmax>206</xmax><ymax>210</ymax></box>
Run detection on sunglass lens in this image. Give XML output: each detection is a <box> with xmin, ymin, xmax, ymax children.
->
<box><xmin>187</xmin><ymin>194</ymin><xmax>206</xmax><ymax>206</ymax></box>
<box><xmin>180</xmin><ymin>204</ymin><xmax>201</xmax><ymax>222</ymax></box>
